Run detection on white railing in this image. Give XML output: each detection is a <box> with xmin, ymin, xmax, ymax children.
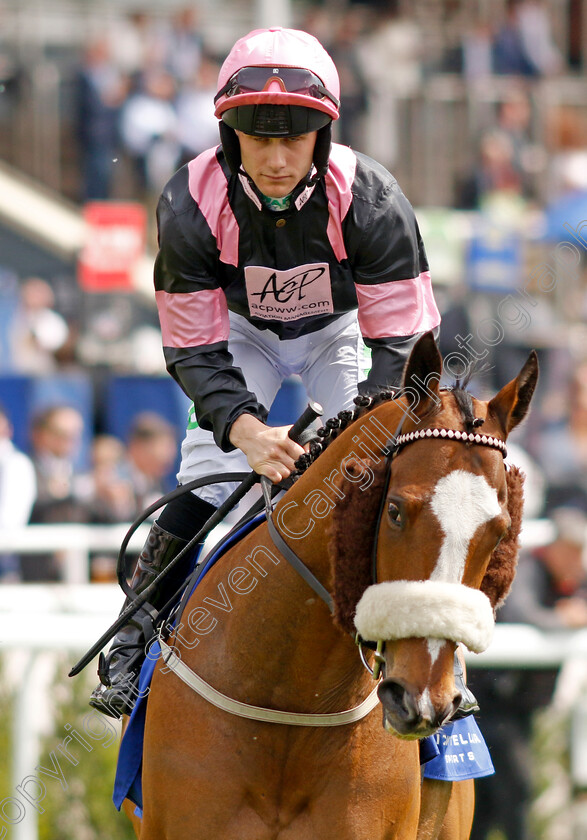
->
<box><xmin>0</xmin><ymin>523</ymin><xmax>152</xmax><ymax>584</ymax></box>
<box><xmin>0</xmin><ymin>517</ymin><xmax>558</xmax><ymax>586</ymax></box>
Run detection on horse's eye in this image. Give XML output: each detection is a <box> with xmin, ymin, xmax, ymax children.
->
<box><xmin>388</xmin><ymin>501</ymin><xmax>402</xmax><ymax>525</ymax></box>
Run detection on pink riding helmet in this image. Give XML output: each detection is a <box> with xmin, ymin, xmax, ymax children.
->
<box><xmin>214</xmin><ymin>27</ymin><xmax>340</xmax><ymax>124</ymax></box>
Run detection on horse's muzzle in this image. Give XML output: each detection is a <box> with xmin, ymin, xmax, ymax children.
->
<box><xmin>377</xmin><ymin>677</ymin><xmax>460</xmax><ymax>739</ymax></box>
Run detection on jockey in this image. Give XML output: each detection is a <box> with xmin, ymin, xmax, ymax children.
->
<box><xmin>91</xmin><ymin>26</ymin><xmax>458</xmax><ymax>718</ymax></box>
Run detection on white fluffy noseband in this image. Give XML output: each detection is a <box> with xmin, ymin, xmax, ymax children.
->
<box><xmin>353</xmin><ymin>580</ymin><xmax>494</xmax><ymax>653</ymax></box>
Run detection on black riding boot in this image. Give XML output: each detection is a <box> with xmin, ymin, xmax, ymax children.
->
<box><xmin>90</xmin><ymin>493</ymin><xmax>216</xmax><ymax>719</ymax></box>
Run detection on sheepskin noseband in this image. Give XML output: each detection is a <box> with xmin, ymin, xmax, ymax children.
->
<box><xmin>353</xmin><ymin>580</ymin><xmax>494</xmax><ymax>653</ymax></box>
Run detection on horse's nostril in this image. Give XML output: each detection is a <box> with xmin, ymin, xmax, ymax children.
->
<box><xmin>378</xmin><ymin>679</ymin><xmax>417</xmax><ymax>722</ymax></box>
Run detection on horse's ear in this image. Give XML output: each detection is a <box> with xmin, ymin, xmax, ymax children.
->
<box><xmin>401</xmin><ymin>331</ymin><xmax>442</xmax><ymax>417</ymax></box>
<box><xmin>487</xmin><ymin>350</ymin><xmax>539</xmax><ymax>437</ymax></box>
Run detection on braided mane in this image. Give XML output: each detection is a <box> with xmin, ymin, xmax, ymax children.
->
<box><xmin>292</xmin><ymin>389</ymin><xmax>398</xmax><ymax>477</ymax></box>
<box><xmin>292</xmin><ymin>383</ymin><xmax>480</xmax><ymax>476</ymax></box>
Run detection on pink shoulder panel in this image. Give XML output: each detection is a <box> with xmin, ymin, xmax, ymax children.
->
<box><xmin>188</xmin><ymin>149</ymin><xmax>239</xmax><ymax>267</ymax></box>
<box><xmin>325</xmin><ymin>144</ymin><xmax>357</xmax><ymax>262</ymax></box>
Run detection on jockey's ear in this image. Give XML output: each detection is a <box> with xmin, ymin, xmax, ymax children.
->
<box><xmin>400</xmin><ymin>331</ymin><xmax>442</xmax><ymax>419</ymax></box>
<box><xmin>487</xmin><ymin>350</ymin><xmax>539</xmax><ymax>437</ymax></box>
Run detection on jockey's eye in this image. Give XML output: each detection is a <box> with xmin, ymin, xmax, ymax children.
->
<box><xmin>388</xmin><ymin>500</ymin><xmax>402</xmax><ymax>525</ymax></box>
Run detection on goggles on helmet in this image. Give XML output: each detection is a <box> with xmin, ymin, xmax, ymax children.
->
<box><xmin>214</xmin><ymin>66</ymin><xmax>340</xmax><ymax>109</ymax></box>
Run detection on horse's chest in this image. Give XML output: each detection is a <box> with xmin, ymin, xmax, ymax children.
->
<box><xmin>221</xmin><ymin>735</ymin><xmax>420</xmax><ymax>840</ymax></box>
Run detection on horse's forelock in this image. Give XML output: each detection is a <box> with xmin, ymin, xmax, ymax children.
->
<box><xmin>479</xmin><ymin>465</ymin><xmax>525</xmax><ymax>611</ymax></box>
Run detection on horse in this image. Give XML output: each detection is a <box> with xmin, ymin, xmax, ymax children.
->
<box><xmin>127</xmin><ymin>332</ymin><xmax>538</xmax><ymax>839</ymax></box>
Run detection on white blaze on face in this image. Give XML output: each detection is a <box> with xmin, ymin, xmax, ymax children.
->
<box><xmin>430</xmin><ymin>470</ymin><xmax>501</xmax><ymax>585</ymax></box>
<box><xmin>425</xmin><ymin>470</ymin><xmax>500</xmax><ymax>666</ymax></box>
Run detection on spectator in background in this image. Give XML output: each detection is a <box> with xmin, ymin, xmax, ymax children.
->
<box><xmin>503</xmin><ymin>506</ymin><xmax>587</xmax><ymax>629</ymax></box>
<box><xmin>10</xmin><ymin>277</ymin><xmax>70</xmax><ymax>374</ymax></box>
<box><xmin>75</xmin><ymin>433</ymin><xmax>136</xmax><ymax>525</ymax></box>
<box><xmin>73</xmin><ymin>433</ymin><xmax>137</xmax><ymax>583</ymax></box>
<box><xmin>0</xmin><ymin>404</ymin><xmax>36</xmax><ymax>581</ymax></box>
<box><xmin>492</xmin><ymin>1</ymin><xmax>538</xmax><ymax>76</ymax></box>
<box><xmin>125</xmin><ymin>412</ymin><xmax>178</xmax><ymax>514</ymax></box>
<box><xmin>461</xmin><ymin>19</ymin><xmax>494</xmax><ymax>81</ymax></box>
<box><xmin>160</xmin><ymin>6</ymin><xmax>205</xmax><ymax>86</ymax></box>
<box><xmin>325</xmin><ymin>10</ymin><xmax>369</xmax><ymax>150</ymax></box>
<box><xmin>534</xmin><ymin>361</ymin><xmax>587</xmax><ymax>513</ymax></box>
<box><xmin>492</xmin><ymin>0</ymin><xmax>562</xmax><ymax>78</ymax></box>
<box><xmin>29</xmin><ymin>404</ymin><xmax>85</xmax><ymax>514</ymax></box>
<box><xmin>176</xmin><ymin>57</ymin><xmax>222</xmax><ymax>165</ymax></box>
<box><xmin>456</xmin><ymin>128</ymin><xmax>524</xmax><ymax>210</ymax></box>
<box><xmin>119</xmin><ymin>68</ymin><xmax>180</xmax><ymax>198</ymax></box>
<box><xmin>107</xmin><ymin>11</ymin><xmax>166</xmax><ymax>87</ymax></box>
<box><xmin>357</xmin><ymin>1</ymin><xmax>422</xmax><ymax>170</ymax></box>
<box><xmin>26</xmin><ymin>404</ymin><xmax>89</xmax><ymax>581</ymax></box>
<box><xmin>496</xmin><ymin>87</ymin><xmax>546</xmax><ymax>199</ymax></box>
<box><xmin>74</xmin><ymin>36</ymin><xmax>128</xmax><ymax>201</ymax></box>
<box><xmin>515</xmin><ymin>0</ymin><xmax>563</xmax><ymax>76</ymax></box>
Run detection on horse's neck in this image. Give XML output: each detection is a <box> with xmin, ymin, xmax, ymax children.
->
<box><xmin>179</xmin><ymin>422</ymin><xmax>390</xmax><ymax>713</ymax></box>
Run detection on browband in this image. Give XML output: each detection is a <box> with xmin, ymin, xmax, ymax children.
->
<box><xmin>395</xmin><ymin>428</ymin><xmax>507</xmax><ymax>458</ymax></box>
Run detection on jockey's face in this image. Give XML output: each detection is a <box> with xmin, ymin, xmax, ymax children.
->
<box><xmin>236</xmin><ymin>130</ymin><xmax>317</xmax><ymax>198</ymax></box>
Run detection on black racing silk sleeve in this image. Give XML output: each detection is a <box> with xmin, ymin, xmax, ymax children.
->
<box><xmin>154</xmin><ymin>175</ymin><xmax>267</xmax><ymax>452</ymax></box>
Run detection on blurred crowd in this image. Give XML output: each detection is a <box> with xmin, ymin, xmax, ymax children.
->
<box><xmin>0</xmin><ymin>399</ymin><xmax>181</xmax><ymax>583</ymax></box>
<box><xmin>50</xmin><ymin>0</ymin><xmax>583</xmax><ymax>204</ymax></box>
<box><xmin>74</xmin><ymin>6</ymin><xmax>220</xmax><ymax>202</ymax></box>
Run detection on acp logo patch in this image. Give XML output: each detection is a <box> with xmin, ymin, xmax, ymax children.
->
<box><xmin>244</xmin><ymin>263</ymin><xmax>333</xmax><ymax>322</ymax></box>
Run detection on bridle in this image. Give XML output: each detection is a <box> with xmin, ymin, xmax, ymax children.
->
<box><xmin>264</xmin><ymin>410</ymin><xmax>507</xmax><ymax>677</ymax></box>
<box><xmin>160</xmin><ymin>402</ymin><xmax>508</xmax><ymax>724</ymax></box>
<box><xmin>267</xmin><ymin>414</ymin><xmax>507</xmax><ymax>617</ymax></box>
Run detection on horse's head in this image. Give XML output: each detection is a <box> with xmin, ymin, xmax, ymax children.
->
<box><xmin>329</xmin><ymin>332</ymin><xmax>538</xmax><ymax>739</ymax></box>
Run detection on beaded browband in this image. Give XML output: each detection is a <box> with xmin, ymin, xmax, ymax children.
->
<box><xmin>395</xmin><ymin>427</ymin><xmax>507</xmax><ymax>458</ymax></box>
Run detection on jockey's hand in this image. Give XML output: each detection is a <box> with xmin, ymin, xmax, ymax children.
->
<box><xmin>229</xmin><ymin>413</ymin><xmax>305</xmax><ymax>484</ymax></box>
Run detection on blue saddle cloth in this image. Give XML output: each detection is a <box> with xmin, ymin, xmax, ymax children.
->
<box><xmin>113</xmin><ymin>515</ymin><xmax>493</xmax><ymax>814</ymax></box>
<box><xmin>113</xmin><ymin>512</ymin><xmax>266</xmax><ymax>814</ymax></box>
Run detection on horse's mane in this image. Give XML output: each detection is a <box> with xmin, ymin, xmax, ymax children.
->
<box><xmin>292</xmin><ymin>389</ymin><xmax>397</xmax><ymax>478</ymax></box>
<box><xmin>308</xmin><ymin>387</ymin><xmax>525</xmax><ymax>634</ymax></box>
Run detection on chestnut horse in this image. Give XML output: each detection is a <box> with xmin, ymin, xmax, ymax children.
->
<box><xmin>129</xmin><ymin>333</ymin><xmax>537</xmax><ymax>840</ymax></box>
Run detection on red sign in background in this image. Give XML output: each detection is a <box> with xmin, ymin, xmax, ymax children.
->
<box><xmin>78</xmin><ymin>202</ymin><xmax>147</xmax><ymax>292</ymax></box>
